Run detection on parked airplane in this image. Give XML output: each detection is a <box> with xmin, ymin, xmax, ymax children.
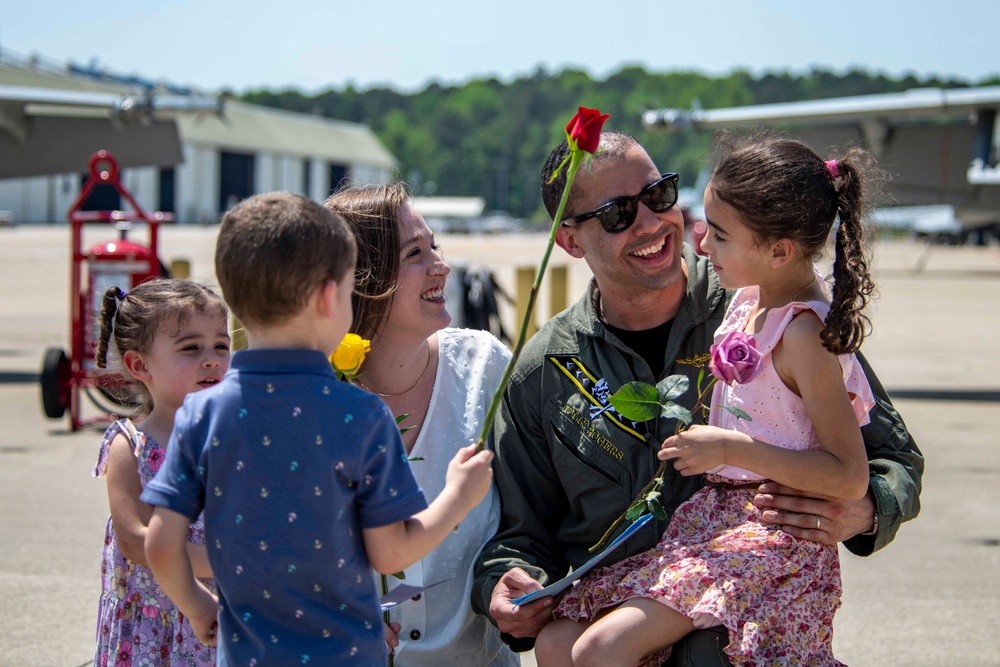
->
<box><xmin>643</xmin><ymin>86</ymin><xmax>1000</xmax><ymax>236</ymax></box>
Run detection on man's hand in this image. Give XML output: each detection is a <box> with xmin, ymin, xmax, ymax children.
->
<box><xmin>754</xmin><ymin>482</ymin><xmax>876</xmax><ymax>544</ymax></box>
<box><xmin>489</xmin><ymin>567</ymin><xmax>556</xmax><ymax>638</ymax></box>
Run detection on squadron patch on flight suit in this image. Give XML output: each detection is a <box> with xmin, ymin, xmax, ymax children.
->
<box><xmin>547</xmin><ymin>356</ymin><xmax>646</xmax><ymax>443</ymax></box>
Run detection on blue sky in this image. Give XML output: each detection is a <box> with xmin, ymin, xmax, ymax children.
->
<box><xmin>3</xmin><ymin>0</ymin><xmax>998</xmax><ymax>93</ymax></box>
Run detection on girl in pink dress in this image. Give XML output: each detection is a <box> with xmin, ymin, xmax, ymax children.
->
<box><xmin>91</xmin><ymin>279</ymin><xmax>230</xmax><ymax>666</ymax></box>
<box><xmin>536</xmin><ymin>137</ymin><xmax>883</xmax><ymax>667</ymax></box>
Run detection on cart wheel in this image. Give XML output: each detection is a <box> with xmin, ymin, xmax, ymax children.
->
<box><xmin>40</xmin><ymin>347</ymin><xmax>70</xmax><ymax>419</ymax></box>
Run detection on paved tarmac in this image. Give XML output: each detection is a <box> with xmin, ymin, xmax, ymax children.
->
<box><xmin>1</xmin><ymin>225</ymin><xmax>998</xmax><ymax>666</ymax></box>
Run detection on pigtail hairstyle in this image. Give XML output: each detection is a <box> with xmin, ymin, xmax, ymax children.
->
<box><xmin>95</xmin><ymin>278</ymin><xmax>228</xmax><ymax>414</ymax></box>
<box><xmin>824</xmin><ymin>149</ymin><xmax>878</xmax><ymax>354</ymax></box>
<box><xmin>711</xmin><ymin>133</ymin><xmax>881</xmax><ymax>355</ymax></box>
<box><xmin>96</xmin><ymin>286</ymin><xmax>126</xmax><ymax>370</ymax></box>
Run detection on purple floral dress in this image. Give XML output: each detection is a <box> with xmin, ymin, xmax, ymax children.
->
<box><xmin>92</xmin><ymin>419</ymin><xmax>215</xmax><ymax>667</ymax></box>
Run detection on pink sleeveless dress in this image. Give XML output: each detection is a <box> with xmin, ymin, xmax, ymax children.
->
<box><xmin>555</xmin><ymin>286</ymin><xmax>875</xmax><ymax>667</ymax></box>
<box><xmin>92</xmin><ymin>419</ymin><xmax>216</xmax><ymax>667</ymax></box>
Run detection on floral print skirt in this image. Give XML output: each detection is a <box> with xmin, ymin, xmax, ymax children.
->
<box><xmin>554</xmin><ymin>479</ymin><xmax>845</xmax><ymax>667</ymax></box>
<box><xmin>93</xmin><ymin>420</ymin><xmax>215</xmax><ymax>667</ymax></box>
<box><xmin>93</xmin><ymin>526</ymin><xmax>217</xmax><ymax>667</ymax></box>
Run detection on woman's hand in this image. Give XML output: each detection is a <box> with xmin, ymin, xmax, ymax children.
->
<box><xmin>383</xmin><ymin>620</ymin><xmax>401</xmax><ymax>652</ymax></box>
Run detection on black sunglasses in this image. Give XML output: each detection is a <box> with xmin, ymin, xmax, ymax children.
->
<box><xmin>562</xmin><ymin>173</ymin><xmax>679</xmax><ymax>233</ymax></box>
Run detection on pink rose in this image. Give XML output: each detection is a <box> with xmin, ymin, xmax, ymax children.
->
<box><xmin>709</xmin><ymin>330</ymin><xmax>763</xmax><ymax>385</ymax></box>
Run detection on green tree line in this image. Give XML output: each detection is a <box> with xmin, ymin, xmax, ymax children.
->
<box><xmin>243</xmin><ymin>66</ymin><xmax>997</xmax><ymax>221</ymax></box>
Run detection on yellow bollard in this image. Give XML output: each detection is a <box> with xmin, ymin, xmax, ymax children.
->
<box><xmin>169</xmin><ymin>259</ymin><xmax>190</xmax><ymax>279</ymax></box>
<box><xmin>549</xmin><ymin>265</ymin><xmax>568</xmax><ymax>318</ymax></box>
<box><xmin>230</xmin><ymin>315</ymin><xmax>248</xmax><ymax>351</ymax></box>
<box><xmin>514</xmin><ymin>265</ymin><xmax>571</xmax><ymax>340</ymax></box>
<box><xmin>515</xmin><ymin>266</ymin><xmax>539</xmax><ymax>340</ymax></box>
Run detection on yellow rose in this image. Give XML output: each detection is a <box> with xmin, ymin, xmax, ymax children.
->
<box><xmin>331</xmin><ymin>334</ymin><xmax>371</xmax><ymax>379</ymax></box>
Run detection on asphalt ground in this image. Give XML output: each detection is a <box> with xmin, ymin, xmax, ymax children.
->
<box><xmin>1</xmin><ymin>225</ymin><xmax>998</xmax><ymax>666</ymax></box>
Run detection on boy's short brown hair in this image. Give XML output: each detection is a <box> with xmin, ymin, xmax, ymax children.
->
<box><xmin>215</xmin><ymin>192</ymin><xmax>356</xmax><ymax>326</ymax></box>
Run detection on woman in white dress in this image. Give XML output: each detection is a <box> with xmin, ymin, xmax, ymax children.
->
<box><xmin>325</xmin><ymin>183</ymin><xmax>518</xmax><ymax>667</ymax></box>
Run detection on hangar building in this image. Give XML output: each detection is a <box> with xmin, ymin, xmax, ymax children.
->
<box><xmin>0</xmin><ymin>50</ymin><xmax>398</xmax><ymax>223</ymax></box>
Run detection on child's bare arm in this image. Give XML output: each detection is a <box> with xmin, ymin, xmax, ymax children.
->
<box><xmin>661</xmin><ymin>315</ymin><xmax>869</xmax><ymax>501</ymax></box>
<box><xmin>185</xmin><ymin>542</ymin><xmax>214</xmax><ymax>580</ymax></box>
<box><xmin>146</xmin><ymin>507</ymin><xmax>219</xmax><ymax>645</ymax></box>
<box><xmin>105</xmin><ymin>434</ymin><xmax>214</xmax><ymax>578</ymax></box>
<box><xmin>363</xmin><ymin>445</ymin><xmax>494</xmax><ymax>574</ymax></box>
<box><xmin>769</xmin><ymin>314</ymin><xmax>871</xmax><ymax>499</ymax></box>
<box><xmin>105</xmin><ymin>433</ymin><xmax>153</xmax><ymax>565</ymax></box>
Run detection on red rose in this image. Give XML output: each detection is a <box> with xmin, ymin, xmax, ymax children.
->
<box><xmin>565</xmin><ymin>106</ymin><xmax>610</xmax><ymax>154</ymax></box>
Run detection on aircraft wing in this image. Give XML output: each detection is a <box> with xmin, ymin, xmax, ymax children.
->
<box><xmin>644</xmin><ymin>86</ymin><xmax>1000</xmax><ymax>231</ymax></box>
<box><xmin>643</xmin><ymin>86</ymin><xmax>1000</xmax><ymax>130</ymax></box>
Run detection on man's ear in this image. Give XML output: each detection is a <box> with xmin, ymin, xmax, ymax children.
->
<box><xmin>122</xmin><ymin>350</ymin><xmax>150</xmax><ymax>382</ymax></box>
<box><xmin>768</xmin><ymin>238</ymin><xmax>796</xmax><ymax>268</ymax></box>
<box><xmin>556</xmin><ymin>225</ymin><xmax>585</xmax><ymax>259</ymax></box>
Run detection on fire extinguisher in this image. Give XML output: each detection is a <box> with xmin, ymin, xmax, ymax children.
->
<box><xmin>82</xmin><ymin>236</ymin><xmax>163</xmax><ymax>370</ymax></box>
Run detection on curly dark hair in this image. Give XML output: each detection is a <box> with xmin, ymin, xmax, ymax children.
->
<box><xmin>711</xmin><ymin>133</ymin><xmax>885</xmax><ymax>354</ymax></box>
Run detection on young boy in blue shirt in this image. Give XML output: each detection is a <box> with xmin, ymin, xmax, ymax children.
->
<box><xmin>143</xmin><ymin>192</ymin><xmax>494</xmax><ymax>666</ymax></box>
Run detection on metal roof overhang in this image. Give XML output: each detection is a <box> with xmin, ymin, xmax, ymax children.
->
<box><xmin>0</xmin><ymin>83</ymin><xmax>216</xmax><ymax>178</ymax></box>
<box><xmin>175</xmin><ymin>102</ymin><xmax>397</xmax><ymax>168</ymax></box>
<box><xmin>0</xmin><ymin>74</ymin><xmax>397</xmax><ymax>178</ymax></box>
<box><xmin>0</xmin><ymin>113</ymin><xmax>182</xmax><ymax>179</ymax></box>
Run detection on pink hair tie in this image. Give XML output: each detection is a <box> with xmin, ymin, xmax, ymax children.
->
<box><xmin>825</xmin><ymin>159</ymin><xmax>839</xmax><ymax>180</ymax></box>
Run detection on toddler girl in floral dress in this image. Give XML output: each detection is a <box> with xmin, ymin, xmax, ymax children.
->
<box><xmin>91</xmin><ymin>279</ymin><xmax>230</xmax><ymax>666</ymax></box>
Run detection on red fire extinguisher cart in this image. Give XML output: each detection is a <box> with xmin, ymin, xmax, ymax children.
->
<box><xmin>40</xmin><ymin>150</ymin><xmax>173</xmax><ymax>430</ymax></box>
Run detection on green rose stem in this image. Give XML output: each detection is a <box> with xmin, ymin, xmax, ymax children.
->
<box><xmin>473</xmin><ymin>150</ymin><xmax>585</xmax><ymax>452</ymax></box>
<box><xmin>589</xmin><ymin>376</ymin><xmax>719</xmax><ymax>552</ymax></box>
